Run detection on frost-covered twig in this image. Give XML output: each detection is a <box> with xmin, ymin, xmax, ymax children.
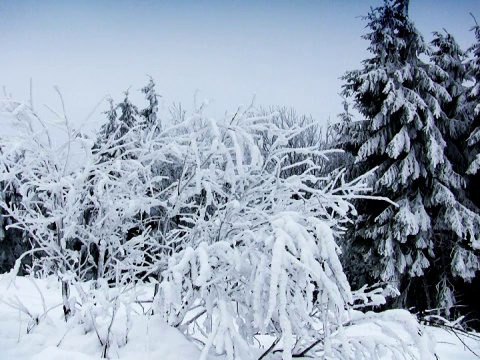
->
<box><xmin>257</xmin><ymin>337</ymin><xmax>279</xmax><ymax>360</ymax></box>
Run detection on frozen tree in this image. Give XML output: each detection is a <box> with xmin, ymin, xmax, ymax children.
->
<box><xmin>95</xmin><ymin>90</ymin><xmax>140</xmax><ymax>160</ymax></box>
<box><xmin>140</xmin><ymin>76</ymin><xmax>161</xmax><ymax>132</ymax></box>
<box><xmin>337</xmin><ymin>0</ymin><xmax>480</xmax><ymax>314</ymax></box>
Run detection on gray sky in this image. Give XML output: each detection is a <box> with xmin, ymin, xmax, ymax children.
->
<box><xmin>1</xmin><ymin>0</ymin><xmax>479</xmax><ymax>133</ymax></box>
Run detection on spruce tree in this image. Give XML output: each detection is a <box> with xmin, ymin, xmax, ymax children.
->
<box><xmin>85</xmin><ymin>91</ymin><xmax>142</xmax><ymax>279</ymax></box>
<box><xmin>96</xmin><ymin>97</ymin><xmax>118</xmax><ymax>144</ymax></box>
<box><xmin>467</xmin><ymin>19</ymin><xmax>480</xmax><ymax>203</ymax></box>
<box><xmin>96</xmin><ymin>91</ymin><xmax>139</xmax><ymax>160</ymax></box>
<box><xmin>140</xmin><ymin>77</ymin><xmax>161</xmax><ymax>133</ymax></box>
<box><xmin>430</xmin><ymin>30</ymin><xmax>480</xmax><ymax>316</ymax></box>
<box><xmin>430</xmin><ymin>30</ymin><xmax>471</xmax><ymax>169</ymax></box>
<box><xmin>0</xmin><ymin>183</ymin><xmax>26</xmax><ymax>273</ymax></box>
<box><xmin>338</xmin><ymin>0</ymin><xmax>480</xmax><ymax>314</ymax></box>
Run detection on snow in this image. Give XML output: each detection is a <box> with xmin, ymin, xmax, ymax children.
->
<box><xmin>0</xmin><ymin>275</ymin><xmax>478</xmax><ymax>360</ymax></box>
<box><xmin>430</xmin><ymin>327</ymin><xmax>480</xmax><ymax>360</ymax></box>
<box><xmin>0</xmin><ymin>276</ymin><xmax>206</xmax><ymax>360</ymax></box>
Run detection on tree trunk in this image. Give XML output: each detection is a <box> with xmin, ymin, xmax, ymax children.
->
<box><xmin>61</xmin><ymin>278</ymin><xmax>72</xmax><ymax>321</ymax></box>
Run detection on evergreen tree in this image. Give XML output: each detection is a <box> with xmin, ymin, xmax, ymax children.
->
<box><xmin>431</xmin><ymin>30</ymin><xmax>471</xmax><ymax>170</ymax></box>
<box><xmin>338</xmin><ymin>0</ymin><xmax>480</xmax><ymax>314</ymax></box>
<box><xmin>429</xmin><ymin>30</ymin><xmax>480</xmax><ymax>318</ymax></box>
<box><xmin>0</xmin><ymin>180</ymin><xmax>29</xmax><ymax>274</ymax></box>
<box><xmin>140</xmin><ymin>77</ymin><xmax>161</xmax><ymax>132</ymax></box>
<box><xmin>96</xmin><ymin>97</ymin><xmax>118</xmax><ymax>144</ymax></box>
<box><xmin>95</xmin><ymin>91</ymin><xmax>139</xmax><ymax>160</ymax></box>
<box><xmin>466</xmin><ymin>19</ymin><xmax>480</xmax><ymax>203</ymax></box>
<box><xmin>116</xmin><ymin>90</ymin><xmax>139</xmax><ymax>135</ymax></box>
<box><xmin>85</xmin><ymin>91</ymin><xmax>142</xmax><ymax>278</ymax></box>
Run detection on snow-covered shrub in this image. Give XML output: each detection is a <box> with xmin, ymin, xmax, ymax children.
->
<box><xmin>0</xmin><ymin>91</ymin><xmax>165</xmax><ymax>318</ymax></box>
<box><xmin>0</xmin><ymin>96</ymin><xmax>96</xmax><ymax>319</ymax></box>
<box><xmin>147</xmin><ymin>103</ymin><xmax>434</xmax><ymax>359</ymax></box>
<box><xmin>0</xmin><ymin>89</ymin><xmax>435</xmax><ymax>359</ymax></box>
<box><xmin>254</xmin><ymin>106</ymin><xmax>344</xmax><ymax>178</ymax></box>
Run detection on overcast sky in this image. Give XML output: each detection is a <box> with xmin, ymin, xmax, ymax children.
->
<box><xmin>1</xmin><ymin>0</ymin><xmax>479</xmax><ymax>132</ymax></box>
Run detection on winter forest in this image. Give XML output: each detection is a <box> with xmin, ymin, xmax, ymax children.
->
<box><xmin>0</xmin><ymin>0</ymin><xmax>479</xmax><ymax>359</ymax></box>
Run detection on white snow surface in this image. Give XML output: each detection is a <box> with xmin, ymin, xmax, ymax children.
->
<box><xmin>0</xmin><ymin>275</ymin><xmax>206</xmax><ymax>360</ymax></box>
<box><xmin>0</xmin><ymin>275</ymin><xmax>478</xmax><ymax>360</ymax></box>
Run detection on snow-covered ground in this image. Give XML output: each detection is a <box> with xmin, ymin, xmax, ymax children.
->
<box><xmin>0</xmin><ymin>275</ymin><xmax>205</xmax><ymax>360</ymax></box>
<box><xmin>0</xmin><ymin>275</ymin><xmax>478</xmax><ymax>360</ymax></box>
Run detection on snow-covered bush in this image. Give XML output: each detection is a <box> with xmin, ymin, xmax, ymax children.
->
<box><xmin>0</xmin><ymin>88</ymin><xmax>435</xmax><ymax>359</ymax></box>
<box><xmin>0</xmin><ymin>95</ymin><xmax>95</xmax><ymax>319</ymax></box>
<box><xmin>146</xmin><ymin>102</ymin><xmax>433</xmax><ymax>359</ymax></box>
<box><xmin>0</xmin><ymin>90</ymin><xmax>166</xmax><ymax>318</ymax></box>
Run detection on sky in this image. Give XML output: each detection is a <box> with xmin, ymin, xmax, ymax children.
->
<box><xmin>0</xmin><ymin>0</ymin><xmax>479</xmax><ymax>133</ymax></box>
